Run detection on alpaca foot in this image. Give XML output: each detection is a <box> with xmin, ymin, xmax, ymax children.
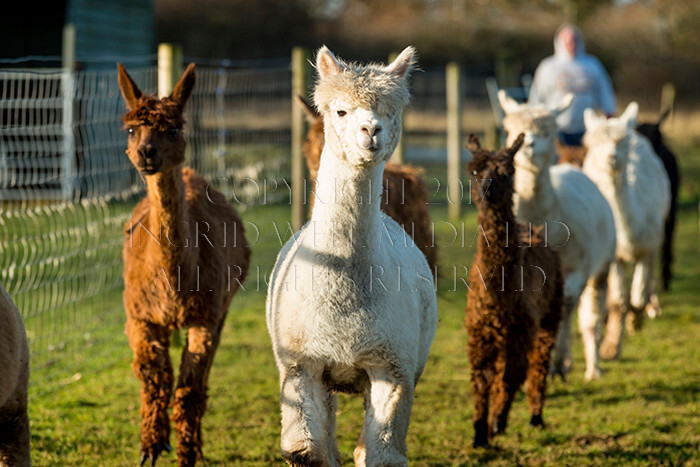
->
<box><xmin>491</xmin><ymin>420</ymin><xmax>507</xmax><ymax>437</ymax></box>
<box><xmin>473</xmin><ymin>419</ymin><xmax>489</xmax><ymax>448</ymax></box>
<box><xmin>625</xmin><ymin>307</ymin><xmax>645</xmax><ymax>335</ymax></box>
<box><xmin>529</xmin><ymin>414</ymin><xmax>545</xmax><ymax>429</ymax></box>
<box><xmin>599</xmin><ymin>338</ymin><xmax>620</xmax><ymax>361</ymax></box>
<box><xmin>472</xmin><ymin>435</ymin><xmax>489</xmax><ymax>449</ymax></box>
<box><xmin>140</xmin><ymin>440</ymin><xmax>171</xmax><ymax>466</ymax></box>
<box><xmin>645</xmin><ymin>294</ymin><xmax>663</xmax><ymax>319</ymax></box>
<box><xmin>549</xmin><ymin>358</ymin><xmax>571</xmax><ymax>381</ymax></box>
<box><xmin>584</xmin><ymin>366</ymin><xmax>602</xmax><ymax>381</ymax></box>
<box><xmin>282</xmin><ymin>449</ymin><xmax>325</xmax><ymax>467</ymax></box>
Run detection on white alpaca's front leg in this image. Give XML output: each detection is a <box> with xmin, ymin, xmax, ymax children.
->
<box><xmin>628</xmin><ymin>253</ymin><xmax>657</xmax><ymax>331</ymax></box>
<box><xmin>578</xmin><ymin>272</ymin><xmax>608</xmax><ymax>381</ymax></box>
<box><xmin>279</xmin><ymin>366</ymin><xmax>338</xmax><ymax>466</ymax></box>
<box><xmin>360</xmin><ymin>367</ymin><xmax>413</xmax><ymax>467</ymax></box>
<box><xmin>600</xmin><ymin>260</ymin><xmax>628</xmax><ymax>360</ymax></box>
<box><xmin>551</xmin><ymin>270</ymin><xmax>587</xmax><ymax>379</ymax></box>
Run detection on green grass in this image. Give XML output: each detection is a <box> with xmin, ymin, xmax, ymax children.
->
<box><xmin>28</xmin><ymin>141</ymin><xmax>700</xmax><ymax>466</ymax></box>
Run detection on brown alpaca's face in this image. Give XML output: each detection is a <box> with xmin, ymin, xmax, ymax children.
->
<box><xmin>467</xmin><ymin>153</ymin><xmax>514</xmax><ymax>206</ymax></box>
<box><xmin>125</xmin><ymin>121</ymin><xmax>186</xmax><ymax>175</ymax></box>
<box><xmin>117</xmin><ymin>63</ymin><xmax>196</xmax><ymax>176</ymax></box>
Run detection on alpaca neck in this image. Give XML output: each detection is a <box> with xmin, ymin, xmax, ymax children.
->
<box><xmin>145</xmin><ymin>167</ymin><xmax>192</xmax><ymax>270</ymax></box>
<box><xmin>475</xmin><ymin>198</ymin><xmax>520</xmax><ymax>273</ymax></box>
<box><xmin>310</xmin><ymin>146</ymin><xmax>384</xmax><ymax>257</ymax></box>
<box><xmin>513</xmin><ymin>161</ymin><xmax>555</xmax><ymax>222</ymax></box>
<box><xmin>608</xmin><ymin>169</ymin><xmax>637</xmax><ymax>240</ymax></box>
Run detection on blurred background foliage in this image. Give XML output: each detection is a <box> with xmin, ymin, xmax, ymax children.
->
<box><xmin>154</xmin><ymin>0</ymin><xmax>700</xmax><ymax>105</ymax></box>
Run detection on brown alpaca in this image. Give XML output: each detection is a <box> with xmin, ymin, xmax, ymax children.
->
<box><xmin>118</xmin><ymin>64</ymin><xmax>251</xmax><ymax>467</ymax></box>
<box><xmin>465</xmin><ymin>134</ymin><xmax>563</xmax><ymax>448</ymax></box>
<box><xmin>0</xmin><ymin>284</ymin><xmax>30</xmax><ymax>467</ymax></box>
<box><xmin>555</xmin><ymin>139</ymin><xmax>587</xmax><ymax>167</ymax></box>
<box><xmin>295</xmin><ymin>95</ymin><xmax>438</xmax><ymax>274</ymax></box>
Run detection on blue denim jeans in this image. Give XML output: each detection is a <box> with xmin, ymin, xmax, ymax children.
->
<box><xmin>558</xmin><ymin>131</ymin><xmax>584</xmax><ymax>146</ymax></box>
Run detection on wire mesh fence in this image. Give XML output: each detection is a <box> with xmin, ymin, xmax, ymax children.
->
<box><xmin>0</xmin><ymin>58</ymin><xmax>292</xmax><ymax>395</ymax></box>
<box><xmin>0</xmin><ymin>52</ymin><xmax>494</xmax><ymax>396</ymax></box>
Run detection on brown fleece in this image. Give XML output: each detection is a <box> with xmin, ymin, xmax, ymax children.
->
<box><xmin>465</xmin><ymin>134</ymin><xmax>563</xmax><ymax>448</ymax></box>
<box><xmin>555</xmin><ymin>139</ymin><xmax>587</xmax><ymax>167</ymax></box>
<box><xmin>295</xmin><ymin>95</ymin><xmax>437</xmax><ymax>274</ymax></box>
<box><xmin>119</xmin><ymin>63</ymin><xmax>251</xmax><ymax>467</ymax></box>
<box><xmin>0</xmin><ymin>285</ymin><xmax>30</xmax><ymax>467</ymax></box>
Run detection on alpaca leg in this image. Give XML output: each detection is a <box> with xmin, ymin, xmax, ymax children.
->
<box><xmin>578</xmin><ymin>272</ymin><xmax>607</xmax><ymax>380</ymax></box>
<box><xmin>126</xmin><ymin>318</ymin><xmax>173</xmax><ymax>465</ymax></box>
<box><xmin>490</xmin><ymin>330</ymin><xmax>530</xmax><ymax>435</ymax></box>
<box><xmin>551</xmin><ymin>272</ymin><xmax>586</xmax><ymax>379</ymax></box>
<box><xmin>361</xmin><ymin>366</ymin><xmax>414</xmax><ymax>466</ymax></box>
<box><xmin>354</xmin><ymin>395</ymin><xmax>369</xmax><ymax>467</ymax></box>
<box><xmin>468</xmin><ymin>338</ymin><xmax>496</xmax><ymax>447</ymax></box>
<box><xmin>0</xmin><ymin>393</ymin><xmax>31</xmax><ymax>467</ymax></box>
<box><xmin>526</xmin><ymin>302</ymin><xmax>561</xmax><ymax>427</ymax></box>
<box><xmin>600</xmin><ymin>261</ymin><xmax>627</xmax><ymax>361</ymax></box>
<box><xmin>325</xmin><ymin>393</ymin><xmax>341</xmax><ymax>467</ymax></box>
<box><xmin>279</xmin><ymin>365</ymin><xmax>334</xmax><ymax>466</ymax></box>
<box><xmin>550</xmin><ymin>296</ymin><xmax>575</xmax><ymax>380</ymax></box>
<box><xmin>628</xmin><ymin>254</ymin><xmax>658</xmax><ymax>331</ymax></box>
<box><xmin>172</xmin><ymin>324</ymin><xmax>222</xmax><ymax>466</ymax></box>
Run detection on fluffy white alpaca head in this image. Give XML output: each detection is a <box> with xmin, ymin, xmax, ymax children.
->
<box><xmin>313</xmin><ymin>46</ymin><xmax>416</xmax><ymax>167</ymax></box>
<box><xmin>499</xmin><ymin>91</ymin><xmax>572</xmax><ymax>170</ymax></box>
<box><xmin>583</xmin><ymin>102</ymin><xmax>638</xmax><ymax>174</ymax></box>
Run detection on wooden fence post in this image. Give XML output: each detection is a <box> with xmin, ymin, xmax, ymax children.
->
<box><xmin>389</xmin><ymin>51</ymin><xmax>406</xmax><ymax>164</ymax></box>
<box><xmin>291</xmin><ymin>47</ymin><xmax>310</xmax><ymax>231</ymax></box>
<box><xmin>61</xmin><ymin>23</ymin><xmax>77</xmax><ymax>202</ymax></box>
<box><xmin>158</xmin><ymin>43</ymin><xmax>183</xmax><ymax>98</ymax></box>
<box><xmin>446</xmin><ymin>62</ymin><xmax>463</xmax><ymax>223</ymax></box>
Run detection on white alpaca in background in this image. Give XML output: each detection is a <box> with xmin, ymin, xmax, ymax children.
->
<box><xmin>266</xmin><ymin>46</ymin><xmax>437</xmax><ymax>466</ymax></box>
<box><xmin>582</xmin><ymin>102</ymin><xmax>670</xmax><ymax>360</ymax></box>
<box><xmin>498</xmin><ymin>91</ymin><xmax>616</xmax><ymax>381</ymax></box>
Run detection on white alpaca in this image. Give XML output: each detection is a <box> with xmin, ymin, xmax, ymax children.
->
<box><xmin>498</xmin><ymin>91</ymin><xmax>617</xmax><ymax>381</ymax></box>
<box><xmin>0</xmin><ymin>284</ymin><xmax>31</xmax><ymax>467</ymax></box>
<box><xmin>582</xmin><ymin>102</ymin><xmax>670</xmax><ymax>359</ymax></box>
<box><xmin>266</xmin><ymin>46</ymin><xmax>437</xmax><ymax>466</ymax></box>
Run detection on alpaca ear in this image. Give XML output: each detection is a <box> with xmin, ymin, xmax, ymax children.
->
<box><xmin>170</xmin><ymin>63</ymin><xmax>196</xmax><ymax>109</ymax></box>
<box><xmin>551</xmin><ymin>93</ymin><xmax>574</xmax><ymax>118</ymax></box>
<box><xmin>117</xmin><ymin>63</ymin><xmax>142</xmax><ymax>111</ymax></box>
<box><xmin>497</xmin><ymin>90</ymin><xmax>520</xmax><ymax>115</ymax></box>
<box><xmin>620</xmin><ymin>101</ymin><xmax>639</xmax><ymax>129</ymax></box>
<box><xmin>466</xmin><ymin>133</ymin><xmax>481</xmax><ymax>153</ymax></box>
<box><xmin>507</xmin><ymin>133</ymin><xmax>526</xmax><ymax>158</ymax></box>
<box><xmin>316</xmin><ymin>46</ymin><xmax>341</xmax><ymax>80</ymax></box>
<box><xmin>583</xmin><ymin>108</ymin><xmax>603</xmax><ymax>130</ymax></box>
<box><xmin>294</xmin><ymin>94</ymin><xmax>320</xmax><ymax>124</ymax></box>
<box><xmin>385</xmin><ymin>46</ymin><xmax>417</xmax><ymax>78</ymax></box>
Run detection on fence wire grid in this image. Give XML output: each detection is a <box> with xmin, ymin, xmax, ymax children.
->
<box><xmin>0</xmin><ymin>60</ymin><xmax>292</xmax><ymax>395</ymax></box>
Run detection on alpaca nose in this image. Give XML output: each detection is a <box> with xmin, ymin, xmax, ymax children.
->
<box><xmin>139</xmin><ymin>146</ymin><xmax>157</xmax><ymax>160</ymax></box>
<box><xmin>361</xmin><ymin>122</ymin><xmax>382</xmax><ymax>137</ymax></box>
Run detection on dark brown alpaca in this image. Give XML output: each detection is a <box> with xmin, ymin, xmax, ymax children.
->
<box><xmin>465</xmin><ymin>134</ymin><xmax>563</xmax><ymax>448</ymax></box>
<box><xmin>118</xmin><ymin>63</ymin><xmax>251</xmax><ymax>466</ymax></box>
<box><xmin>295</xmin><ymin>95</ymin><xmax>438</xmax><ymax>274</ymax></box>
<box><xmin>636</xmin><ymin>109</ymin><xmax>679</xmax><ymax>291</ymax></box>
<box><xmin>0</xmin><ymin>284</ymin><xmax>30</xmax><ymax>467</ymax></box>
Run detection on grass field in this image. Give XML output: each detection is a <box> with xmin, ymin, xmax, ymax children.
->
<box><xmin>28</xmin><ymin>138</ymin><xmax>700</xmax><ymax>466</ymax></box>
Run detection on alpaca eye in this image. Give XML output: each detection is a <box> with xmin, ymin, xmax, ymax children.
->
<box><xmin>337</xmin><ymin>110</ymin><xmax>347</xmax><ymax>117</ymax></box>
<box><xmin>166</xmin><ymin>128</ymin><xmax>179</xmax><ymax>138</ymax></box>
<box><xmin>472</xmin><ymin>170</ymin><xmax>477</xmax><ymax>175</ymax></box>
<box><xmin>127</xmin><ymin>127</ymin><xmax>135</xmax><ymax>136</ymax></box>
